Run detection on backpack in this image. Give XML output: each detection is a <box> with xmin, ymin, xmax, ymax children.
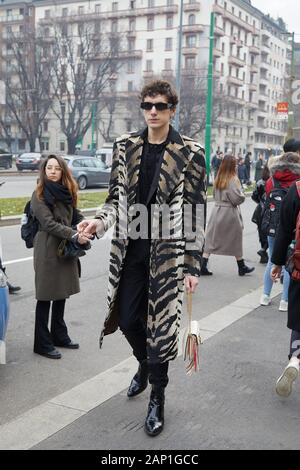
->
<box><xmin>261</xmin><ymin>177</ymin><xmax>289</xmax><ymax>237</ymax></box>
<box><xmin>21</xmin><ymin>200</ymin><xmax>39</xmax><ymax>248</ymax></box>
<box><xmin>286</xmin><ymin>181</ymin><xmax>300</xmax><ymax>281</ymax></box>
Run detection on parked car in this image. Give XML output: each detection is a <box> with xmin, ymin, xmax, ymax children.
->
<box><xmin>0</xmin><ymin>268</ymin><xmax>9</xmax><ymax>364</ymax></box>
<box><xmin>95</xmin><ymin>145</ymin><xmax>113</xmax><ymax>166</ymax></box>
<box><xmin>64</xmin><ymin>155</ymin><xmax>111</xmax><ymax>190</ymax></box>
<box><xmin>16</xmin><ymin>152</ymin><xmax>42</xmax><ymax>171</ymax></box>
<box><xmin>75</xmin><ymin>149</ymin><xmax>96</xmax><ymax>157</ymax></box>
<box><xmin>0</xmin><ymin>149</ymin><xmax>13</xmax><ymax>170</ymax></box>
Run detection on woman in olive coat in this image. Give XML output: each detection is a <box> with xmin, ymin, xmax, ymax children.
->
<box><xmin>31</xmin><ymin>155</ymin><xmax>90</xmax><ymax>359</ymax></box>
<box><xmin>201</xmin><ymin>154</ymin><xmax>255</xmax><ymax>276</ymax></box>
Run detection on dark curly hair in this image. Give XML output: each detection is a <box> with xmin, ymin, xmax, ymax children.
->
<box><xmin>140</xmin><ymin>80</ymin><xmax>179</xmax><ymax>108</ymax></box>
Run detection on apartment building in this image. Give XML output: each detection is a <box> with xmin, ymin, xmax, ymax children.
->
<box><xmin>0</xmin><ymin>0</ymin><xmax>35</xmax><ymax>152</ymax></box>
<box><xmin>294</xmin><ymin>42</ymin><xmax>300</xmax><ymax>139</ymax></box>
<box><xmin>0</xmin><ymin>0</ymin><xmax>293</xmax><ymax>156</ymax></box>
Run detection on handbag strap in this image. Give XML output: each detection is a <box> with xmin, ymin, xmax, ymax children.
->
<box><xmin>186</xmin><ymin>291</ymin><xmax>193</xmax><ymax>333</ymax></box>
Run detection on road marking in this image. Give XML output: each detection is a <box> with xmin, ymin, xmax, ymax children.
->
<box><xmin>0</xmin><ymin>282</ymin><xmax>282</xmax><ymax>450</ymax></box>
<box><xmin>4</xmin><ymin>257</ymin><xmax>33</xmax><ymax>265</ymax></box>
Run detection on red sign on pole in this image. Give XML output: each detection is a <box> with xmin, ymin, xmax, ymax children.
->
<box><xmin>277</xmin><ymin>102</ymin><xmax>288</xmax><ymax>120</ymax></box>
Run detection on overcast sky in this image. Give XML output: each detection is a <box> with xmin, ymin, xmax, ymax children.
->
<box><xmin>251</xmin><ymin>0</ymin><xmax>300</xmax><ymax>36</ymax></box>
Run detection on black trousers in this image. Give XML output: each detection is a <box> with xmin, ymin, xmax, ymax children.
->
<box><xmin>34</xmin><ymin>299</ymin><xmax>70</xmax><ymax>353</ymax></box>
<box><xmin>118</xmin><ymin>239</ymin><xmax>169</xmax><ymax>388</ymax></box>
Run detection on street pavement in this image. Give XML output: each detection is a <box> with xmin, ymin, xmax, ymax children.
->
<box><xmin>0</xmin><ymin>197</ymin><xmax>299</xmax><ymax>450</ymax></box>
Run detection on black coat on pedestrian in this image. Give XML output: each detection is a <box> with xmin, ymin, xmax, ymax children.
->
<box><xmin>272</xmin><ymin>183</ymin><xmax>300</xmax><ymax>331</ymax></box>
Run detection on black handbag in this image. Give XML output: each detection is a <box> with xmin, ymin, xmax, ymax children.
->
<box><xmin>57</xmin><ymin>238</ymin><xmax>91</xmax><ymax>259</ymax></box>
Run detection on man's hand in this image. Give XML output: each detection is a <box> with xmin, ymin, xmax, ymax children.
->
<box><xmin>77</xmin><ymin>219</ymin><xmax>104</xmax><ymax>237</ymax></box>
<box><xmin>185</xmin><ymin>275</ymin><xmax>199</xmax><ymax>293</ymax></box>
<box><xmin>271</xmin><ymin>265</ymin><xmax>282</xmax><ymax>283</ymax></box>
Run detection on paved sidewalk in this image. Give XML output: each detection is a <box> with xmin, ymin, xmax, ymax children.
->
<box><xmin>32</xmin><ymin>294</ymin><xmax>299</xmax><ymax>451</ymax></box>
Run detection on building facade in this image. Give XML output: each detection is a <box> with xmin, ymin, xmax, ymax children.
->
<box><xmin>0</xmin><ymin>0</ymin><xmax>293</xmax><ymax>157</ymax></box>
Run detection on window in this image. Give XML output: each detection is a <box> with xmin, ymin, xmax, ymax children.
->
<box><xmin>129</xmin><ymin>19</ymin><xmax>135</xmax><ymax>31</ymax></box>
<box><xmin>130</xmin><ymin>1</ymin><xmax>136</xmax><ymax>8</ymax></box>
<box><xmin>111</xmin><ymin>20</ymin><xmax>118</xmax><ymax>32</ymax></box>
<box><xmin>165</xmin><ymin>37</ymin><xmax>173</xmax><ymax>50</ymax></box>
<box><xmin>95</xmin><ymin>4</ymin><xmax>101</xmax><ymax>13</ymax></box>
<box><xmin>78</xmin><ymin>6</ymin><xmax>84</xmax><ymax>15</ymax></box>
<box><xmin>148</xmin><ymin>0</ymin><xmax>155</xmax><ymax>6</ymax></box>
<box><xmin>62</xmin><ymin>8</ymin><xmax>68</xmax><ymax>16</ymax></box>
<box><xmin>112</xmin><ymin>2</ymin><xmax>118</xmax><ymax>11</ymax></box>
<box><xmin>60</xmin><ymin>141</ymin><xmax>65</xmax><ymax>152</ymax></box>
<box><xmin>44</xmin><ymin>9</ymin><xmax>51</xmax><ymax>18</ymax></box>
<box><xmin>43</xmin><ymin>121</ymin><xmax>49</xmax><ymax>132</ymax></box>
<box><xmin>166</xmin><ymin>15</ymin><xmax>173</xmax><ymax>29</ymax></box>
<box><xmin>147</xmin><ymin>17</ymin><xmax>154</xmax><ymax>30</ymax></box>
<box><xmin>126</xmin><ymin>121</ymin><xmax>132</xmax><ymax>132</ymax></box>
<box><xmin>186</xmin><ymin>35</ymin><xmax>196</xmax><ymax>47</ymax></box>
<box><xmin>127</xmin><ymin>59</ymin><xmax>134</xmax><ymax>73</ymax></box>
<box><xmin>128</xmin><ymin>38</ymin><xmax>135</xmax><ymax>51</ymax></box>
<box><xmin>147</xmin><ymin>39</ymin><xmax>153</xmax><ymax>51</ymax></box>
<box><xmin>128</xmin><ymin>81</ymin><xmax>133</xmax><ymax>92</ymax></box>
<box><xmin>146</xmin><ymin>60</ymin><xmax>153</xmax><ymax>72</ymax></box>
<box><xmin>188</xmin><ymin>14</ymin><xmax>196</xmax><ymax>25</ymax></box>
<box><xmin>185</xmin><ymin>56</ymin><xmax>195</xmax><ymax>69</ymax></box>
<box><xmin>165</xmin><ymin>58</ymin><xmax>172</xmax><ymax>69</ymax></box>
<box><xmin>167</xmin><ymin>0</ymin><xmax>174</xmax><ymax>5</ymax></box>
<box><xmin>41</xmin><ymin>141</ymin><xmax>49</xmax><ymax>151</ymax></box>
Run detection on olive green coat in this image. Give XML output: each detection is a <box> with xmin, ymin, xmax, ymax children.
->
<box><xmin>31</xmin><ymin>191</ymin><xmax>84</xmax><ymax>301</ymax></box>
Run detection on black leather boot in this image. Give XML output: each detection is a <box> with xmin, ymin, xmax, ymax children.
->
<box><xmin>7</xmin><ymin>282</ymin><xmax>21</xmax><ymax>294</ymax></box>
<box><xmin>127</xmin><ymin>359</ymin><xmax>149</xmax><ymax>398</ymax></box>
<box><xmin>144</xmin><ymin>386</ymin><xmax>165</xmax><ymax>437</ymax></box>
<box><xmin>200</xmin><ymin>257</ymin><xmax>213</xmax><ymax>276</ymax></box>
<box><xmin>237</xmin><ymin>259</ymin><xmax>255</xmax><ymax>276</ymax></box>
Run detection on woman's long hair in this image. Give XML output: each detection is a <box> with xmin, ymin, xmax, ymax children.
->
<box><xmin>214</xmin><ymin>154</ymin><xmax>239</xmax><ymax>190</ymax></box>
<box><xmin>36</xmin><ymin>154</ymin><xmax>78</xmax><ymax>206</ymax></box>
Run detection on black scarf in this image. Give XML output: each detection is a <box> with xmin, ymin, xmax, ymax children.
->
<box><xmin>43</xmin><ymin>179</ymin><xmax>73</xmax><ymax>209</ymax></box>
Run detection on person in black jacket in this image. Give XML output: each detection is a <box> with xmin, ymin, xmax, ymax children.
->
<box><xmin>271</xmin><ymin>182</ymin><xmax>300</xmax><ymax>397</ymax></box>
<box><xmin>251</xmin><ymin>165</ymin><xmax>270</xmax><ymax>264</ymax></box>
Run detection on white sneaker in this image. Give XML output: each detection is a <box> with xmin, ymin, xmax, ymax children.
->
<box><xmin>276</xmin><ymin>363</ymin><xmax>299</xmax><ymax>397</ymax></box>
<box><xmin>279</xmin><ymin>300</ymin><xmax>288</xmax><ymax>312</ymax></box>
<box><xmin>260</xmin><ymin>294</ymin><xmax>271</xmax><ymax>306</ymax></box>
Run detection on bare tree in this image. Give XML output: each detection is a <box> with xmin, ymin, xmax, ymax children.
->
<box><xmin>49</xmin><ymin>23</ymin><xmax>124</xmax><ymax>154</ymax></box>
<box><xmin>0</xmin><ymin>29</ymin><xmax>54</xmax><ymax>152</ymax></box>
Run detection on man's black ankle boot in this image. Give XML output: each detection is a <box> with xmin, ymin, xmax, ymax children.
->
<box><xmin>127</xmin><ymin>359</ymin><xmax>149</xmax><ymax>397</ymax></box>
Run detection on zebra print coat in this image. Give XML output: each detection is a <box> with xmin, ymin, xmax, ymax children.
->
<box><xmin>96</xmin><ymin>126</ymin><xmax>206</xmax><ymax>363</ymax></box>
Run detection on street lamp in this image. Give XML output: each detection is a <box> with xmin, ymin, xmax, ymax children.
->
<box><xmin>174</xmin><ymin>0</ymin><xmax>184</xmax><ymax>131</ymax></box>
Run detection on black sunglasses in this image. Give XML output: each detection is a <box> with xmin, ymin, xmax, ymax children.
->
<box><xmin>140</xmin><ymin>102</ymin><xmax>174</xmax><ymax>111</ymax></box>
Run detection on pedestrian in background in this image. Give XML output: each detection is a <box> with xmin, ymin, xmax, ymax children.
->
<box><xmin>78</xmin><ymin>80</ymin><xmax>206</xmax><ymax>437</ymax></box>
<box><xmin>260</xmin><ymin>152</ymin><xmax>300</xmax><ymax>311</ymax></box>
<box><xmin>200</xmin><ymin>154</ymin><xmax>254</xmax><ymax>276</ymax></box>
<box><xmin>271</xmin><ymin>181</ymin><xmax>300</xmax><ymax>397</ymax></box>
<box><xmin>31</xmin><ymin>155</ymin><xmax>90</xmax><ymax>359</ymax></box>
<box><xmin>0</xmin><ymin>257</ymin><xmax>21</xmax><ymax>294</ymax></box>
<box><xmin>251</xmin><ymin>164</ymin><xmax>270</xmax><ymax>264</ymax></box>
<box><xmin>255</xmin><ymin>153</ymin><xmax>265</xmax><ymax>182</ymax></box>
<box><xmin>237</xmin><ymin>157</ymin><xmax>247</xmax><ymax>187</ymax></box>
<box><xmin>244</xmin><ymin>151</ymin><xmax>252</xmax><ymax>184</ymax></box>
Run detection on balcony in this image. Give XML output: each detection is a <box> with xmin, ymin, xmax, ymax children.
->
<box><xmin>228</xmin><ymin>76</ymin><xmax>244</xmax><ymax>87</ymax></box>
<box><xmin>39</xmin><ymin>4</ymin><xmax>179</xmax><ymax>24</ymax></box>
<box><xmin>230</xmin><ymin>37</ymin><xmax>244</xmax><ymax>48</ymax></box>
<box><xmin>182</xmin><ymin>24</ymin><xmax>204</xmax><ymax>34</ymax></box>
<box><xmin>259</xmin><ymin>94</ymin><xmax>268</xmax><ymax>102</ymax></box>
<box><xmin>260</xmin><ymin>61</ymin><xmax>270</xmax><ymax>71</ymax></box>
<box><xmin>250</xmin><ymin>64</ymin><xmax>259</xmax><ymax>73</ymax></box>
<box><xmin>182</xmin><ymin>46</ymin><xmax>198</xmax><ymax>55</ymax></box>
<box><xmin>260</xmin><ymin>77</ymin><xmax>269</xmax><ymax>86</ymax></box>
<box><xmin>143</xmin><ymin>71</ymin><xmax>154</xmax><ymax>79</ymax></box>
<box><xmin>0</xmin><ymin>14</ymin><xmax>24</xmax><ymax>23</ymax></box>
<box><xmin>228</xmin><ymin>55</ymin><xmax>245</xmax><ymax>67</ymax></box>
<box><xmin>119</xmin><ymin>50</ymin><xmax>143</xmax><ymax>59</ymax></box>
<box><xmin>249</xmin><ymin>101</ymin><xmax>259</xmax><ymax>109</ymax></box>
<box><xmin>249</xmin><ymin>45</ymin><xmax>260</xmax><ymax>55</ymax></box>
<box><xmin>182</xmin><ymin>67</ymin><xmax>201</xmax><ymax>77</ymax></box>
<box><xmin>183</xmin><ymin>2</ymin><xmax>200</xmax><ymax>12</ymax></box>
<box><xmin>214</xmin><ymin>25</ymin><xmax>225</xmax><ymax>36</ymax></box>
<box><xmin>213</xmin><ymin>47</ymin><xmax>222</xmax><ymax>58</ymax></box>
<box><xmin>222</xmin><ymin>9</ymin><xmax>254</xmax><ymax>33</ymax></box>
<box><xmin>212</xmin><ymin>4</ymin><xmax>224</xmax><ymax>15</ymax></box>
<box><xmin>249</xmin><ymin>83</ymin><xmax>257</xmax><ymax>92</ymax></box>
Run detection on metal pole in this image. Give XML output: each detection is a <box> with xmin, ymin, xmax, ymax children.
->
<box><xmin>91</xmin><ymin>102</ymin><xmax>95</xmax><ymax>149</ymax></box>
<box><xmin>205</xmin><ymin>12</ymin><xmax>214</xmax><ymax>176</ymax></box>
<box><xmin>287</xmin><ymin>32</ymin><xmax>295</xmax><ymax>139</ymax></box>
<box><xmin>174</xmin><ymin>0</ymin><xmax>184</xmax><ymax>131</ymax></box>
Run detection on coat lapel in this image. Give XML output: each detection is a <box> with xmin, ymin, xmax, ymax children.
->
<box><xmin>154</xmin><ymin>129</ymin><xmax>191</xmax><ymax>205</ymax></box>
<box><xmin>125</xmin><ymin>132</ymin><xmax>144</xmax><ymax>206</ymax></box>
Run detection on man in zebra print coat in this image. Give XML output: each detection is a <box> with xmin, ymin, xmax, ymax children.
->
<box><xmin>78</xmin><ymin>80</ymin><xmax>206</xmax><ymax>436</ymax></box>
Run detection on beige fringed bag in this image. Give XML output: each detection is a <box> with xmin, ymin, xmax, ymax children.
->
<box><xmin>183</xmin><ymin>291</ymin><xmax>202</xmax><ymax>375</ymax></box>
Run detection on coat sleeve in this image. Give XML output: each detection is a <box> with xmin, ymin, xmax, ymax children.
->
<box><xmin>183</xmin><ymin>147</ymin><xmax>207</xmax><ymax>276</ymax></box>
<box><xmin>31</xmin><ymin>192</ymin><xmax>76</xmax><ymax>240</ymax></box>
<box><xmin>226</xmin><ymin>180</ymin><xmax>245</xmax><ymax>206</ymax></box>
<box><xmin>271</xmin><ymin>184</ymin><xmax>298</xmax><ymax>266</ymax></box>
<box><xmin>95</xmin><ymin>140</ymin><xmax>120</xmax><ymax>235</ymax></box>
